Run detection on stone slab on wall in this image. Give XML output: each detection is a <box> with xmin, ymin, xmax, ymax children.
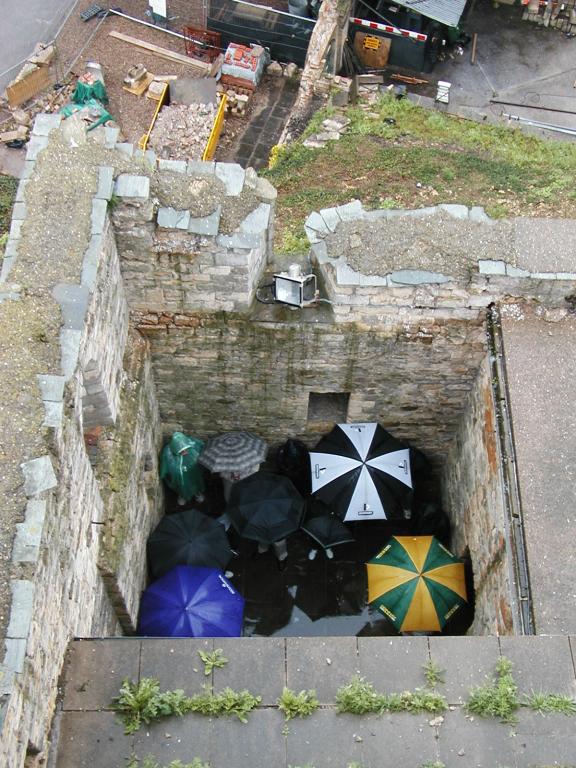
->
<box><xmin>442</xmin><ymin>357</ymin><xmax>512</xmax><ymax>636</ymax></box>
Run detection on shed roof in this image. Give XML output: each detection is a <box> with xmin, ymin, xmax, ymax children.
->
<box><xmin>392</xmin><ymin>0</ymin><xmax>467</xmax><ymax>27</ymax></box>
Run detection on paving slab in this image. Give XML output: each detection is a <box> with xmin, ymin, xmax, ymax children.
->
<box><xmin>286</xmin><ymin>637</ymin><xmax>359</xmax><ymax>703</ymax></box>
<box><xmin>357</xmin><ymin>636</ymin><xmax>430</xmax><ymax>692</ymax></box>
<box><xmin>513</xmin><ymin>710</ymin><xmax>576</xmax><ymax>767</ymax></box>
<box><xmin>132</xmin><ymin>714</ymin><xmax>212</xmax><ymax>766</ymax></box>
<box><xmin>428</xmin><ymin>636</ymin><xmax>501</xmax><ymax>705</ymax></box>
<box><xmin>499</xmin><ymin>635</ymin><xmax>576</xmax><ymax>697</ymax></box>
<box><xmin>213</xmin><ymin>637</ymin><xmax>285</xmax><ymax>705</ymax></box>
<box><xmin>437</xmin><ymin>707</ymin><xmax>518</xmax><ymax>768</ymax></box>
<box><xmin>63</xmin><ymin>639</ymin><xmax>141</xmax><ymax>711</ymax></box>
<box><xmin>55</xmin><ymin>711</ymin><xmax>133</xmax><ymax>768</ymax></box>
<box><xmin>286</xmin><ymin>710</ymin><xmax>364</xmax><ymax>768</ymax></box>
<box><xmin>501</xmin><ymin>313</ymin><xmax>576</xmax><ymax>634</ymax></box>
<box><xmin>355</xmin><ymin>712</ymin><xmax>440</xmax><ymax>768</ymax></box>
<box><xmin>139</xmin><ymin>638</ymin><xmax>214</xmax><ymax>695</ymax></box>
<box><xmin>211</xmin><ymin>708</ymin><xmax>285</xmax><ymax>768</ymax></box>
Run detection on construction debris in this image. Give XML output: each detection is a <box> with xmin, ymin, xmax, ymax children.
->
<box><xmin>148</xmin><ymin>102</ymin><xmax>217</xmax><ymax>160</ymax></box>
<box><xmin>303</xmin><ymin>115</ymin><xmax>350</xmax><ymax>148</ymax></box>
<box><xmin>522</xmin><ymin>0</ymin><xmax>576</xmax><ymax>33</ymax></box>
<box><xmin>109</xmin><ymin>31</ymin><xmax>212</xmax><ymax>73</ymax></box>
<box><xmin>222</xmin><ymin>43</ymin><xmax>269</xmax><ymax>86</ymax></box>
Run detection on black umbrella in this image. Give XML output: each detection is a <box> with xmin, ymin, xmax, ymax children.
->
<box><xmin>225</xmin><ymin>471</ymin><xmax>305</xmax><ymax>547</ymax></box>
<box><xmin>301</xmin><ymin>515</ymin><xmax>355</xmax><ymax>550</ymax></box>
<box><xmin>310</xmin><ymin>423</ymin><xmax>413</xmax><ymax>522</ymax></box>
<box><xmin>147</xmin><ymin>509</ymin><xmax>233</xmax><ymax>580</ymax></box>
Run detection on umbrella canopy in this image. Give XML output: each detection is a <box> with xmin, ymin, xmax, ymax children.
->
<box><xmin>225</xmin><ymin>471</ymin><xmax>304</xmax><ymax>547</ymax></box>
<box><xmin>301</xmin><ymin>515</ymin><xmax>354</xmax><ymax>550</ymax></box>
<box><xmin>366</xmin><ymin>536</ymin><xmax>467</xmax><ymax>633</ymax></box>
<box><xmin>147</xmin><ymin>509</ymin><xmax>233</xmax><ymax>580</ymax></box>
<box><xmin>199</xmin><ymin>431</ymin><xmax>267</xmax><ymax>474</ymax></box>
<box><xmin>159</xmin><ymin>432</ymin><xmax>205</xmax><ymax>501</ymax></box>
<box><xmin>138</xmin><ymin>565</ymin><xmax>244</xmax><ymax>637</ymax></box>
<box><xmin>310</xmin><ymin>423</ymin><xmax>413</xmax><ymax>522</ymax></box>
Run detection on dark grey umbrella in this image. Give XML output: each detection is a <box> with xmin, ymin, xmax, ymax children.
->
<box><xmin>199</xmin><ymin>431</ymin><xmax>268</xmax><ymax>473</ymax></box>
<box><xmin>301</xmin><ymin>515</ymin><xmax>355</xmax><ymax>551</ymax></box>
<box><xmin>147</xmin><ymin>509</ymin><xmax>233</xmax><ymax>580</ymax></box>
<box><xmin>225</xmin><ymin>471</ymin><xmax>304</xmax><ymax>547</ymax></box>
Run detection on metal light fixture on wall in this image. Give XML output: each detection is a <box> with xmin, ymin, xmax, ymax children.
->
<box><xmin>273</xmin><ymin>264</ymin><xmax>317</xmax><ymax>308</ymax></box>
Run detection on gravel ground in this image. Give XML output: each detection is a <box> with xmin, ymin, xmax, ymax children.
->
<box><xmin>325</xmin><ymin>212</ymin><xmax>515</xmax><ymax>278</ymax></box>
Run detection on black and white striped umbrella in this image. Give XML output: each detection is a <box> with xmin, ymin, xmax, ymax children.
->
<box><xmin>310</xmin><ymin>423</ymin><xmax>413</xmax><ymax>522</ymax></box>
<box><xmin>199</xmin><ymin>431</ymin><xmax>268</xmax><ymax>473</ymax></box>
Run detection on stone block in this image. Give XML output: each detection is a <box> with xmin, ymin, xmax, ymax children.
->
<box><xmin>7</xmin><ymin>580</ymin><xmax>34</xmax><ymax>638</ymax></box>
<box><xmin>310</xmin><ymin>240</ymin><xmax>329</xmax><ymax>264</ymax></box>
<box><xmin>336</xmin><ymin>199</ymin><xmax>364</xmax><ymax>221</ymax></box>
<box><xmin>358</xmin><ymin>273</ymin><xmax>389</xmax><ymax>286</ymax></box>
<box><xmin>52</xmin><ymin>283</ymin><xmax>90</xmax><ymax>330</ymax></box>
<box><xmin>90</xmin><ymin>198</ymin><xmax>107</xmax><ymax>235</ymax></box>
<box><xmin>478</xmin><ymin>259</ymin><xmax>506</xmax><ymax>275</ymax></box>
<box><xmin>319</xmin><ymin>206</ymin><xmax>341</xmax><ymax>233</ymax></box>
<box><xmin>158</xmin><ymin>158</ymin><xmax>187</xmax><ymax>174</ymax></box>
<box><xmin>188</xmin><ymin>206</ymin><xmax>221</xmax><ymax>236</ymax></box>
<box><xmin>95</xmin><ymin>166</ymin><xmax>114</xmax><ymax>200</ymax></box>
<box><xmin>239</xmin><ymin>203</ymin><xmax>271</xmax><ymax>234</ymax></box>
<box><xmin>115</xmin><ymin>174</ymin><xmax>149</xmax><ymax>199</ymax></box>
<box><xmin>32</xmin><ymin>113</ymin><xmax>63</xmax><ymax>136</ymax></box>
<box><xmin>187</xmin><ymin>159</ymin><xmax>215</xmax><ymax>176</ymax></box>
<box><xmin>11</xmin><ymin>202</ymin><xmax>26</xmax><ymax>220</ymax></box>
<box><xmin>215</xmin><ymin>251</ymin><xmax>250</xmax><ymax>267</ymax></box>
<box><xmin>15</xmin><ymin>179</ymin><xmax>28</xmax><ymax>202</ymax></box>
<box><xmin>59</xmin><ymin>328</ymin><xmax>82</xmax><ymax>378</ymax></box>
<box><xmin>0</xmin><ymin>257</ymin><xmax>16</xmax><ymax>283</ymax></box>
<box><xmin>215</xmin><ymin>162</ymin><xmax>245</xmax><ymax>195</ymax></box>
<box><xmin>336</xmin><ymin>263</ymin><xmax>361</xmax><ymax>285</ymax></box>
<box><xmin>81</xmin><ymin>235</ymin><xmax>103</xmax><ymax>288</ymax></box>
<box><xmin>104</xmin><ymin>126</ymin><xmax>120</xmax><ymax>148</ymax></box>
<box><xmin>0</xmin><ymin>666</ymin><xmax>14</xmax><ymax>696</ymax></box>
<box><xmin>3</xmin><ymin>639</ymin><xmax>26</xmax><ymax>674</ymax></box>
<box><xmin>12</xmin><ymin>499</ymin><xmax>46</xmax><ymax>563</ymax></box>
<box><xmin>114</xmin><ymin>142</ymin><xmax>134</xmax><ymax>158</ymax></box>
<box><xmin>21</xmin><ymin>160</ymin><xmax>36</xmax><ymax>179</ymax></box>
<box><xmin>157</xmin><ymin>207</ymin><xmax>191</xmax><ymax>230</ymax></box>
<box><xmin>20</xmin><ymin>455</ymin><xmax>57</xmax><ymax>497</ymax></box>
<box><xmin>9</xmin><ymin>218</ymin><xmax>22</xmax><ymax>239</ymax></box>
<box><xmin>439</xmin><ymin>203</ymin><xmax>469</xmax><ymax>219</ymax></box>
<box><xmin>529</xmin><ymin>271</ymin><xmax>556</xmax><ymax>280</ymax></box>
<box><xmin>304</xmin><ymin>225</ymin><xmax>322</xmax><ymax>244</ymax></box>
<box><xmin>305</xmin><ymin>210</ymin><xmax>330</xmax><ymax>236</ymax></box>
<box><xmin>505</xmin><ymin>264</ymin><xmax>530</xmax><ymax>277</ymax></box>
<box><xmin>254</xmin><ymin>176</ymin><xmax>277</xmax><ymax>202</ymax></box>
<box><xmin>43</xmin><ymin>400</ymin><xmax>63</xmax><ymax>428</ymax></box>
<box><xmin>25</xmin><ymin>134</ymin><xmax>49</xmax><ymax>161</ymax></box>
<box><xmin>469</xmin><ymin>206</ymin><xmax>491</xmax><ymax>223</ymax></box>
<box><xmin>437</xmin><ymin>707</ymin><xmax>517</xmax><ymax>767</ymax></box>
<box><xmin>555</xmin><ymin>272</ymin><xmax>576</xmax><ymax>280</ymax></box>
<box><xmin>390</xmin><ymin>270</ymin><xmax>451</xmax><ymax>285</ymax></box>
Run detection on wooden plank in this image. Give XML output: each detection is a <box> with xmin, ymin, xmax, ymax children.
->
<box><xmin>109</xmin><ymin>31</ymin><xmax>211</xmax><ymax>72</ymax></box>
<box><xmin>122</xmin><ymin>72</ymin><xmax>155</xmax><ymax>96</ymax></box>
<box><xmin>6</xmin><ymin>66</ymin><xmax>51</xmax><ymax>108</ymax></box>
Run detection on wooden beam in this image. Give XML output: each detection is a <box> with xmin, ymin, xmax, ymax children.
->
<box><xmin>108</xmin><ymin>31</ymin><xmax>211</xmax><ymax>72</ymax></box>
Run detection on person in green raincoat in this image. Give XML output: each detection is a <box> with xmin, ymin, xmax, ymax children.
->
<box><xmin>159</xmin><ymin>432</ymin><xmax>205</xmax><ymax>505</ymax></box>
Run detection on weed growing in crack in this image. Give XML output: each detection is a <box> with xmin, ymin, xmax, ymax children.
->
<box><xmin>277</xmin><ymin>687</ymin><xmax>319</xmax><ymax>721</ymax></box>
<box><xmin>466</xmin><ymin>657</ymin><xmax>519</xmax><ymax>724</ymax></box>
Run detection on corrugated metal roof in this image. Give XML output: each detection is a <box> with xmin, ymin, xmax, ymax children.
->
<box><xmin>390</xmin><ymin>0</ymin><xmax>467</xmax><ymax>28</ymax></box>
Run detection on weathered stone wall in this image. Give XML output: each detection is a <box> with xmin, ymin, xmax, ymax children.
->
<box><xmin>442</xmin><ymin>357</ymin><xmax>513</xmax><ymax>635</ymax></box>
<box><xmin>111</xmin><ymin>162</ymin><xmax>275</xmax><ymax>314</ymax></box>
<box><xmin>137</xmin><ymin>314</ymin><xmax>487</xmax><ymax>466</ymax></box>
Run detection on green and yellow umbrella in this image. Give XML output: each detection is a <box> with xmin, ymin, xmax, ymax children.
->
<box><xmin>366</xmin><ymin>536</ymin><xmax>467</xmax><ymax>633</ymax></box>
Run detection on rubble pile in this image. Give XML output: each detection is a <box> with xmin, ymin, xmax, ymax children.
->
<box><xmin>149</xmin><ymin>102</ymin><xmax>217</xmax><ymax>160</ymax></box>
<box><xmin>523</xmin><ymin>0</ymin><xmax>576</xmax><ymax>32</ymax></box>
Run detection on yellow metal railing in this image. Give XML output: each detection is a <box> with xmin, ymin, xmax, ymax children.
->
<box><xmin>138</xmin><ymin>82</ymin><xmax>169</xmax><ymax>151</ymax></box>
<box><xmin>202</xmin><ymin>94</ymin><xmax>227</xmax><ymax>162</ymax></box>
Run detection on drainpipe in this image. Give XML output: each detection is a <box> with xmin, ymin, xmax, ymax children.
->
<box><xmin>486</xmin><ymin>305</ymin><xmax>535</xmax><ymax>635</ymax></box>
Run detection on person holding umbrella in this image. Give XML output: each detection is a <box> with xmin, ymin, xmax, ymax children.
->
<box><xmin>160</xmin><ymin>432</ymin><xmax>205</xmax><ymax>506</ymax></box>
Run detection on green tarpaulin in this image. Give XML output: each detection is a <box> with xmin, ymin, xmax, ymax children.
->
<box><xmin>72</xmin><ymin>79</ymin><xmax>108</xmax><ymax>104</ymax></box>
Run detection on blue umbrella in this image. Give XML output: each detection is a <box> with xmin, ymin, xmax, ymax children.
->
<box><xmin>138</xmin><ymin>565</ymin><xmax>244</xmax><ymax>637</ymax></box>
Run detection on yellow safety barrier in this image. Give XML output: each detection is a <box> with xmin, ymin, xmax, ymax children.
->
<box><xmin>202</xmin><ymin>94</ymin><xmax>227</xmax><ymax>162</ymax></box>
<box><xmin>138</xmin><ymin>82</ymin><xmax>169</xmax><ymax>152</ymax></box>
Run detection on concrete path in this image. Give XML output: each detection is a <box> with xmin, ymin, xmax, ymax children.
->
<box><xmin>53</xmin><ymin>636</ymin><xmax>576</xmax><ymax>768</ymax></box>
<box><xmin>501</xmin><ymin>309</ymin><xmax>576</xmax><ymax>635</ymax></box>
<box><xmin>434</xmin><ymin>0</ymin><xmax>576</xmax><ymax>138</ymax></box>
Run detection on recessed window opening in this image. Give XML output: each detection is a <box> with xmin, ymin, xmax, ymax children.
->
<box><xmin>307</xmin><ymin>391</ymin><xmax>350</xmax><ymax>422</ymax></box>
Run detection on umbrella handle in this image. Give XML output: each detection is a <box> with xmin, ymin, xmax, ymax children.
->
<box><xmin>314</xmin><ymin>464</ymin><xmax>325</xmax><ymax>479</ymax></box>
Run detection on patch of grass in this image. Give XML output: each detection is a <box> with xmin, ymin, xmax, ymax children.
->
<box><xmin>265</xmin><ymin>94</ymin><xmax>576</xmax><ymax>251</ymax></box>
<box><xmin>0</xmin><ymin>175</ymin><xmax>18</xmax><ymax>235</ymax></box>
<box><xmin>524</xmin><ymin>692</ymin><xmax>576</xmax><ymax>716</ymax></box>
<box><xmin>198</xmin><ymin>648</ymin><xmax>228</xmax><ymax>676</ymax></box>
<box><xmin>112</xmin><ymin>678</ymin><xmax>261</xmax><ymax>734</ymax></box>
<box><xmin>466</xmin><ymin>658</ymin><xmax>519</xmax><ymax>724</ymax></box>
<box><xmin>420</xmin><ymin>762</ymin><xmax>446</xmax><ymax>768</ymax></box>
<box><xmin>277</xmin><ymin>687</ymin><xmax>320</xmax><ymax>721</ymax></box>
<box><xmin>335</xmin><ymin>676</ymin><xmax>447</xmax><ymax>716</ymax></box>
<box><xmin>423</xmin><ymin>660</ymin><xmax>445</xmax><ymax>689</ymax></box>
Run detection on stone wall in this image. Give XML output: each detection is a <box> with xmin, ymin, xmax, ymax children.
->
<box><xmin>442</xmin><ymin>357</ymin><xmax>513</xmax><ymax>635</ymax></box>
<box><xmin>137</xmin><ymin>314</ymin><xmax>487</xmax><ymax>467</ymax></box>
